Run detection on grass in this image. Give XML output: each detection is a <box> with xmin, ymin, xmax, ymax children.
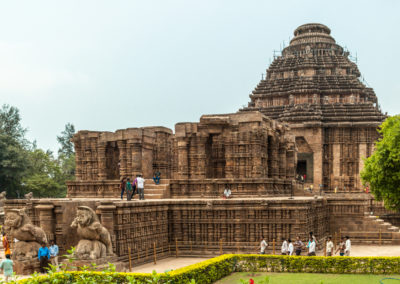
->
<box><xmin>215</xmin><ymin>272</ymin><xmax>400</xmax><ymax>284</ymax></box>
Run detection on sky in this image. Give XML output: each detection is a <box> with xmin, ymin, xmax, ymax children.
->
<box><xmin>1</xmin><ymin>0</ymin><xmax>399</xmax><ymax>153</ymax></box>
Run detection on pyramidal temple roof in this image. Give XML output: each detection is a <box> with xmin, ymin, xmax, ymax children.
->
<box><xmin>240</xmin><ymin>23</ymin><xmax>385</xmax><ymax>126</ymax></box>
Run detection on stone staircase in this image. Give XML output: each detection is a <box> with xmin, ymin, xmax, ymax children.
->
<box><xmin>341</xmin><ymin>212</ymin><xmax>400</xmax><ymax>245</ymax></box>
<box><xmin>133</xmin><ymin>179</ymin><xmax>170</xmax><ymax>200</ymax></box>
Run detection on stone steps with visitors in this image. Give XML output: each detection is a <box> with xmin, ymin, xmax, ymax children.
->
<box><xmin>132</xmin><ymin>179</ymin><xmax>170</xmax><ymax>199</ymax></box>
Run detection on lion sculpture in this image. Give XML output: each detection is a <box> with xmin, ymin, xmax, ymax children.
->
<box><xmin>71</xmin><ymin>206</ymin><xmax>113</xmax><ymax>260</ymax></box>
<box><xmin>4</xmin><ymin>208</ymin><xmax>47</xmax><ymax>260</ymax></box>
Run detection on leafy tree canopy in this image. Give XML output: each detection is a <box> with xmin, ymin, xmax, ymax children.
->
<box><xmin>361</xmin><ymin>115</ymin><xmax>400</xmax><ymax>210</ymax></box>
<box><xmin>57</xmin><ymin>123</ymin><xmax>75</xmax><ymax>157</ymax></box>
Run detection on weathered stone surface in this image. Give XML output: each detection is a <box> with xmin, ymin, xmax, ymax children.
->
<box><xmin>71</xmin><ymin>206</ymin><xmax>114</xmax><ymax>259</ymax></box>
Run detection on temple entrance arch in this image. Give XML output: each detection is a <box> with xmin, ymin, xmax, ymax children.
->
<box><xmin>295</xmin><ymin>137</ymin><xmax>314</xmax><ymax>183</ymax></box>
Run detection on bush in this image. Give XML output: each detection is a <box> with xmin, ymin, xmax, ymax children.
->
<box><xmin>16</xmin><ymin>254</ymin><xmax>400</xmax><ymax>283</ymax></box>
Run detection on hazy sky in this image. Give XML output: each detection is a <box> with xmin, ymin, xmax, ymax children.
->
<box><xmin>1</xmin><ymin>1</ymin><xmax>399</xmax><ymax>153</ymax></box>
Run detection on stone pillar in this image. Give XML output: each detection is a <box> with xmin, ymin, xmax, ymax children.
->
<box><xmin>35</xmin><ymin>203</ymin><xmax>55</xmax><ymax>242</ymax></box>
<box><xmin>358</xmin><ymin>143</ymin><xmax>367</xmax><ymax>190</ymax></box>
<box><xmin>117</xmin><ymin>141</ymin><xmax>128</xmax><ymax>178</ymax></box>
<box><xmin>90</xmin><ymin>138</ymin><xmax>98</xmax><ymax>180</ymax></box>
<box><xmin>332</xmin><ymin>143</ymin><xmax>341</xmax><ymax>188</ymax></box>
<box><xmin>279</xmin><ymin>143</ymin><xmax>287</xmax><ymax>179</ymax></box>
<box><xmin>177</xmin><ymin>139</ymin><xmax>189</xmax><ymax>179</ymax></box>
<box><xmin>142</xmin><ymin>142</ymin><xmax>154</xmax><ymax>179</ymax></box>
<box><xmin>271</xmin><ymin>138</ymin><xmax>279</xmax><ymax>178</ymax></box>
<box><xmin>74</xmin><ymin>139</ymin><xmax>83</xmax><ymax>180</ymax></box>
<box><xmin>96</xmin><ymin>202</ymin><xmax>117</xmax><ymax>255</ymax></box>
<box><xmin>131</xmin><ymin>142</ymin><xmax>142</xmax><ymax>178</ymax></box>
<box><xmin>97</xmin><ymin>142</ymin><xmax>107</xmax><ymax>180</ymax></box>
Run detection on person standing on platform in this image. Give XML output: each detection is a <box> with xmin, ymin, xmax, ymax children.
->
<box><xmin>345</xmin><ymin>236</ymin><xmax>351</xmax><ymax>256</ymax></box>
<box><xmin>120</xmin><ymin>177</ymin><xmax>126</xmax><ymax>200</ymax></box>
<box><xmin>2</xmin><ymin>233</ymin><xmax>10</xmax><ymax>257</ymax></box>
<box><xmin>136</xmin><ymin>174</ymin><xmax>145</xmax><ymax>200</ymax></box>
<box><xmin>281</xmin><ymin>238</ymin><xmax>288</xmax><ymax>255</ymax></box>
<box><xmin>49</xmin><ymin>240</ymin><xmax>59</xmax><ymax>270</ymax></box>
<box><xmin>38</xmin><ymin>243</ymin><xmax>50</xmax><ymax>273</ymax></box>
<box><xmin>326</xmin><ymin>237</ymin><xmax>334</xmax><ymax>256</ymax></box>
<box><xmin>126</xmin><ymin>178</ymin><xmax>133</xmax><ymax>201</ymax></box>
<box><xmin>259</xmin><ymin>236</ymin><xmax>268</xmax><ymax>254</ymax></box>
<box><xmin>335</xmin><ymin>237</ymin><xmax>346</xmax><ymax>256</ymax></box>
<box><xmin>0</xmin><ymin>254</ymin><xmax>13</xmax><ymax>283</ymax></box>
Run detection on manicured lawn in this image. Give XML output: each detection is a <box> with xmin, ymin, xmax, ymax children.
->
<box><xmin>215</xmin><ymin>272</ymin><xmax>400</xmax><ymax>284</ymax></box>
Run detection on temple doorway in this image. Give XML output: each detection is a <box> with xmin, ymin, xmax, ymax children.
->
<box><xmin>205</xmin><ymin>134</ymin><xmax>226</xmax><ymax>178</ymax></box>
<box><xmin>105</xmin><ymin>142</ymin><xmax>120</xmax><ymax>180</ymax></box>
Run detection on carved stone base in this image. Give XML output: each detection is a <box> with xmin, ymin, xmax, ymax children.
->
<box><xmin>62</xmin><ymin>256</ymin><xmax>127</xmax><ymax>272</ymax></box>
<box><xmin>13</xmin><ymin>241</ymin><xmax>41</xmax><ymax>261</ymax></box>
<box><xmin>75</xmin><ymin>239</ymin><xmax>107</xmax><ymax>260</ymax></box>
<box><xmin>13</xmin><ymin>259</ymin><xmax>40</xmax><ymax>275</ymax></box>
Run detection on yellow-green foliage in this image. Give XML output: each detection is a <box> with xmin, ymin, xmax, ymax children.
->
<box><xmin>17</xmin><ymin>255</ymin><xmax>400</xmax><ymax>284</ymax></box>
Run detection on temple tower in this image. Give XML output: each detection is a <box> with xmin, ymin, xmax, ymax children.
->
<box><xmin>241</xmin><ymin>23</ymin><xmax>386</xmax><ymax>192</ymax></box>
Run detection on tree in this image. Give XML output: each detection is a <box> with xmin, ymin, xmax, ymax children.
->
<box><xmin>361</xmin><ymin>115</ymin><xmax>400</xmax><ymax>210</ymax></box>
<box><xmin>23</xmin><ymin>148</ymin><xmax>67</xmax><ymax>198</ymax></box>
<box><xmin>57</xmin><ymin>123</ymin><xmax>75</xmax><ymax>157</ymax></box>
<box><xmin>0</xmin><ymin>104</ymin><xmax>29</xmax><ymax>197</ymax></box>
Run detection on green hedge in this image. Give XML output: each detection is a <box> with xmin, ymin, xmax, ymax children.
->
<box><xmin>17</xmin><ymin>254</ymin><xmax>400</xmax><ymax>284</ymax></box>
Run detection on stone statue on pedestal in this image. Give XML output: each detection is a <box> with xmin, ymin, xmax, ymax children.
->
<box><xmin>70</xmin><ymin>206</ymin><xmax>113</xmax><ymax>260</ymax></box>
<box><xmin>4</xmin><ymin>208</ymin><xmax>47</xmax><ymax>260</ymax></box>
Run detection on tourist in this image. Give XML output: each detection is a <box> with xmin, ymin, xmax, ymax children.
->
<box><xmin>335</xmin><ymin>237</ymin><xmax>345</xmax><ymax>256</ymax></box>
<box><xmin>136</xmin><ymin>174</ymin><xmax>145</xmax><ymax>200</ymax></box>
<box><xmin>345</xmin><ymin>236</ymin><xmax>351</xmax><ymax>256</ymax></box>
<box><xmin>2</xmin><ymin>233</ymin><xmax>10</xmax><ymax>257</ymax></box>
<box><xmin>223</xmin><ymin>185</ymin><xmax>231</xmax><ymax>199</ymax></box>
<box><xmin>281</xmin><ymin>237</ymin><xmax>288</xmax><ymax>255</ymax></box>
<box><xmin>38</xmin><ymin>243</ymin><xmax>50</xmax><ymax>273</ymax></box>
<box><xmin>294</xmin><ymin>236</ymin><xmax>304</xmax><ymax>256</ymax></box>
<box><xmin>126</xmin><ymin>178</ymin><xmax>133</xmax><ymax>201</ymax></box>
<box><xmin>259</xmin><ymin>236</ymin><xmax>268</xmax><ymax>254</ymax></box>
<box><xmin>326</xmin><ymin>237</ymin><xmax>334</xmax><ymax>256</ymax></box>
<box><xmin>288</xmin><ymin>239</ymin><xmax>294</xmax><ymax>256</ymax></box>
<box><xmin>49</xmin><ymin>240</ymin><xmax>59</xmax><ymax>270</ymax></box>
<box><xmin>307</xmin><ymin>237</ymin><xmax>316</xmax><ymax>256</ymax></box>
<box><xmin>0</xmin><ymin>254</ymin><xmax>13</xmax><ymax>283</ymax></box>
<box><xmin>309</xmin><ymin>232</ymin><xmax>318</xmax><ymax>246</ymax></box>
<box><xmin>153</xmin><ymin>171</ymin><xmax>161</xmax><ymax>185</ymax></box>
<box><xmin>119</xmin><ymin>177</ymin><xmax>126</xmax><ymax>200</ymax></box>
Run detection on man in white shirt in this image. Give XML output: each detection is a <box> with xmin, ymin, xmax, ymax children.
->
<box><xmin>281</xmin><ymin>238</ymin><xmax>288</xmax><ymax>255</ymax></box>
<box><xmin>135</xmin><ymin>174</ymin><xmax>145</xmax><ymax>200</ymax></box>
<box><xmin>345</xmin><ymin>236</ymin><xmax>351</xmax><ymax>256</ymax></box>
<box><xmin>259</xmin><ymin>237</ymin><xmax>268</xmax><ymax>254</ymax></box>
<box><xmin>288</xmin><ymin>239</ymin><xmax>294</xmax><ymax>255</ymax></box>
<box><xmin>326</xmin><ymin>237</ymin><xmax>334</xmax><ymax>256</ymax></box>
<box><xmin>308</xmin><ymin>238</ymin><xmax>316</xmax><ymax>256</ymax></box>
<box><xmin>223</xmin><ymin>186</ymin><xmax>231</xmax><ymax>199</ymax></box>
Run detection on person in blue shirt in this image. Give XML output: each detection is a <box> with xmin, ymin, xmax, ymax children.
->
<box><xmin>0</xmin><ymin>254</ymin><xmax>13</xmax><ymax>283</ymax></box>
<box><xmin>38</xmin><ymin>243</ymin><xmax>50</xmax><ymax>273</ymax></box>
<box><xmin>49</xmin><ymin>240</ymin><xmax>59</xmax><ymax>271</ymax></box>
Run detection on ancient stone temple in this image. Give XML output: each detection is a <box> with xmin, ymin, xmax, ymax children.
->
<box><xmin>240</xmin><ymin>23</ymin><xmax>386</xmax><ymax>192</ymax></box>
<box><xmin>3</xmin><ymin>23</ymin><xmax>399</xmax><ymax>274</ymax></box>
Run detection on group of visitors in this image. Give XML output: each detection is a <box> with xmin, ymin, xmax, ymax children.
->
<box><xmin>119</xmin><ymin>174</ymin><xmax>146</xmax><ymax>201</ymax></box>
<box><xmin>0</xmin><ymin>232</ymin><xmax>59</xmax><ymax>282</ymax></box>
<box><xmin>259</xmin><ymin>232</ymin><xmax>351</xmax><ymax>256</ymax></box>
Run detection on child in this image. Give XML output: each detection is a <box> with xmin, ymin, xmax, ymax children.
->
<box><xmin>0</xmin><ymin>254</ymin><xmax>13</xmax><ymax>283</ymax></box>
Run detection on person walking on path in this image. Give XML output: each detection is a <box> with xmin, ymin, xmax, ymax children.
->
<box><xmin>49</xmin><ymin>240</ymin><xmax>59</xmax><ymax>270</ymax></box>
<box><xmin>288</xmin><ymin>239</ymin><xmax>294</xmax><ymax>256</ymax></box>
<box><xmin>120</xmin><ymin>177</ymin><xmax>126</xmax><ymax>200</ymax></box>
<box><xmin>135</xmin><ymin>175</ymin><xmax>145</xmax><ymax>200</ymax></box>
<box><xmin>326</xmin><ymin>237</ymin><xmax>334</xmax><ymax>256</ymax></box>
<box><xmin>294</xmin><ymin>236</ymin><xmax>304</xmax><ymax>256</ymax></box>
<box><xmin>0</xmin><ymin>254</ymin><xmax>13</xmax><ymax>283</ymax></box>
<box><xmin>126</xmin><ymin>178</ymin><xmax>133</xmax><ymax>201</ymax></box>
<box><xmin>335</xmin><ymin>237</ymin><xmax>346</xmax><ymax>256</ymax></box>
<box><xmin>281</xmin><ymin>238</ymin><xmax>288</xmax><ymax>255</ymax></box>
<box><xmin>259</xmin><ymin>236</ymin><xmax>268</xmax><ymax>254</ymax></box>
<box><xmin>2</xmin><ymin>233</ymin><xmax>10</xmax><ymax>257</ymax></box>
<box><xmin>307</xmin><ymin>237</ymin><xmax>316</xmax><ymax>256</ymax></box>
<box><xmin>38</xmin><ymin>243</ymin><xmax>50</xmax><ymax>273</ymax></box>
<box><xmin>345</xmin><ymin>236</ymin><xmax>351</xmax><ymax>256</ymax></box>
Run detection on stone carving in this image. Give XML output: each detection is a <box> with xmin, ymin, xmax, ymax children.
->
<box><xmin>71</xmin><ymin>206</ymin><xmax>113</xmax><ymax>260</ymax></box>
<box><xmin>312</xmin><ymin>94</ymin><xmax>318</xmax><ymax>104</ymax></box>
<box><xmin>4</xmin><ymin>208</ymin><xmax>47</xmax><ymax>260</ymax></box>
<box><xmin>0</xmin><ymin>191</ymin><xmax>6</xmax><ymax>200</ymax></box>
<box><xmin>24</xmin><ymin>192</ymin><xmax>33</xmax><ymax>200</ymax></box>
<box><xmin>289</xmin><ymin>95</ymin><xmax>294</xmax><ymax>105</ymax></box>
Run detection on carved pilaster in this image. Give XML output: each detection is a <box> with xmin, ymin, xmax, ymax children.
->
<box><xmin>35</xmin><ymin>203</ymin><xmax>55</xmax><ymax>242</ymax></box>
